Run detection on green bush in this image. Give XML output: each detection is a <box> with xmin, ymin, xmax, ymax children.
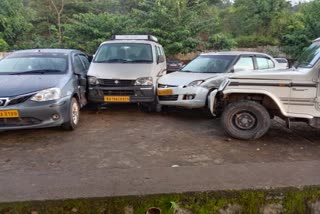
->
<box><xmin>0</xmin><ymin>38</ymin><xmax>9</xmax><ymax>52</ymax></box>
<box><xmin>235</xmin><ymin>36</ymin><xmax>279</xmax><ymax>48</ymax></box>
<box><xmin>208</xmin><ymin>33</ymin><xmax>237</xmax><ymax>51</ymax></box>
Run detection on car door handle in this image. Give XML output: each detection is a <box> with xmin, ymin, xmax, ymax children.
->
<box><xmin>292</xmin><ymin>88</ymin><xmax>307</xmax><ymax>91</ymax></box>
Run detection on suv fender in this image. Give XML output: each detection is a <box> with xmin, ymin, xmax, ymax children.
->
<box><xmin>212</xmin><ymin>89</ymin><xmax>288</xmax><ymax>117</ymax></box>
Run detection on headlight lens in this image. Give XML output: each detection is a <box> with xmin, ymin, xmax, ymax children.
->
<box><xmin>88</xmin><ymin>76</ymin><xmax>99</xmax><ymax>85</ymax></box>
<box><xmin>134</xmin><ymin>77</ymin><xmax>153</xmax><ymax>86</ymax></box>
<box><xmin>31</xmin><ymin>88</ymin><xmax>61</xmax><ymax>102</ymax></box>
<box><xmin>187</xmin><ymin>80</ymin><xmax>205</xmax><ymax>87</ymax></box>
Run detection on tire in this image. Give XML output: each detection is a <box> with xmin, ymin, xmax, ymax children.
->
<box><xmin>138</xmin><ymin>101</ymin><xmax>162</xmax><ymax>113</ymax></box>
<box><xmin>221</xmin><ymin>100</ymin><xmax>271</xmax><ymax>140</ymax></box>
<box><xmin>61</xmin><ymin>97</ymin><xmax>80</xmax><ymax>131</ymax></box>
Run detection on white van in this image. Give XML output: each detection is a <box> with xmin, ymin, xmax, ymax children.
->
<box><xmin>87</xmin><ymin>35</ymin><xmax>166</xmax><ymax>112</ymax></box>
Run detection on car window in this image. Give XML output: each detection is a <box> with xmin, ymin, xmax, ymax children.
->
<box><xmin>275</xmin><ymin>58</ymin><xmax>288</xmax><ymax>63</ymax></box>
<box><xmin>256</xmin><ymin>57</ymin><xmax>274</xmax><ymax>69</ymax></box>
<box><xmin>79</xmin><ymin>54</ymin><xmax>90</xmax><ymax>70</ymax></box>
<box><xmin>155</xmin><ymin>46</ymin><xmax>160</xmax><ymax>60</ymax></box>
<box><xmin>234</xmin><ymin>56</ymin><xmax>254</xmax><ymax>71</ymax></box>
<box><xmin>73</xmin><ymin>55</ymin><xmax>86</xmax><ymax>74</ymax></box>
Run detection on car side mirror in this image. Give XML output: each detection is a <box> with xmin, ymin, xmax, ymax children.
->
<box><xmin>157</xmin><ymin>55</ymin><xmax>165</xmax><ymax>64</ymax></box>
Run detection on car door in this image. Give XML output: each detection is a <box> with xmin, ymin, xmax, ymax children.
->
<box><xmin>155</xmin><ymin>45</ymin><xmax>167</xmax><ymax>77</ymax></box>
<box><xmin>73</xmin><ymin>53</ymin><xmax>88</xmax><ymax>107</ymax></box>
<box><xmin>288</xmin><ymin>81</ymin><xmax>317</xmax><ymax>116</ymax></box>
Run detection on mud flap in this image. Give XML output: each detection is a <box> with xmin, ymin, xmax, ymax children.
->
<box><xmin>208</xmin><ymin>89</ymin><xmax>218</xmax><ymax>116</ymax></box>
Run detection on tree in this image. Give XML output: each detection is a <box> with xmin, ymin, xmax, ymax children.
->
<box><xmin>0</xmin><ymin>0</ymin><xmax>32</xmax><ymax>49</ymax></box>
<box><xmin>48</xmin><ymin>0</ymin><xmax>66</xmax><ymax>47</ymax></box>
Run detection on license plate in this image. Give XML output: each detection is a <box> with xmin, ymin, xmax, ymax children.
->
<box><xmin>157</xmin><ymin>89</ymin><xmax>173</xmax><ymax>96</ymax></box>
<box><xmin>104</xmin><ymin>96</ymin><xmax>130</xmax><ymax>103</ymax></box>
<box><xmin>0</xmin><ymin>110</ymin><xmax>20</xmax><ymax>118</ymax></box>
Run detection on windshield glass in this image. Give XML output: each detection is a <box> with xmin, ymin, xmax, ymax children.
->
<box><xmin>0</xmin><ymin>54</ymin><xmax>68</xmax><ymax>75</ymax></box>
<box><xmin>94</xmin><ymin>43</ymin><xmax>153</xmax><ymax>63</ymax></box>
<box><xmin>296</xmin><ymin>42</ymin><xmax>320</xmax><ymax>68</ymax></box>
<box><xmin>181</xmin><ymin>55</ymin><xmax>236</xmax><ymax>73</ymax></box>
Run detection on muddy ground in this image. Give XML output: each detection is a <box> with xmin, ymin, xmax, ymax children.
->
<box><xmin>0</xmin><ymin>104</ymin><xmax>320</xmax><ymax>202</ymax></box>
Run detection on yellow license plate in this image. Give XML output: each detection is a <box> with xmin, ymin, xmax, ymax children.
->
<box><xmin>0</xmin><ymin>110</ymin><xmax>20</xmax><ymax>118</ymax></box>
<box><xmin>157</xmin><ymin>89</ymin><xmax>173</xmax><ymax>96</ymax></box>
<box><xmin>104</xmin><ymin>96</ymin><xmax>130</xmax><ymax>103</ymax></box>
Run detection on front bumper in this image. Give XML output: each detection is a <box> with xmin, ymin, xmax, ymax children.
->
<box><xmin>157</xmin><ymin>86</ymin><xmax>209</xmax><ymax>108</ymax></box>
<box><xmin>88</xmin><ymin>85</ymin><xmax>155</xmax><ymax>103</ymax></box>
<box><xmin>0</xmin><ymin>96</ymin><xmax>71</xmax><ymax>130</ymax></box>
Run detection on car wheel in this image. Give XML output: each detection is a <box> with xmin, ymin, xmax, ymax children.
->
<box><xmin>61</xmin><ymin>97</ymin><xmax>80</xmax><ymax>131</ymax></box>
<box><xmin>221</xmin><ymin>100</ymin><xmax>271</xmax><ymax>140</ymax></box>
<box><xmin>138</xmin><ymin>102</ymin><xmax>162</xmax><ymax>113</ymax></box>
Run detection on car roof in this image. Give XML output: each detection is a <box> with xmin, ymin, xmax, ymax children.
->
<box><xmin>313</xmin><ymin>38</ymin><xmax>320</xmax><ymax>43</ymax></box>
<box><xmin>11</xmin><ymin>49</ymin><xmax>81</xmax><ymax>55</ymax></box>
<box><xmin>201</xmin><ymin>51</ymin><xmax>272</xmax><ymax>57</ymax></box>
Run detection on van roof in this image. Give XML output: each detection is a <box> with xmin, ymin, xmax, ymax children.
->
<box><xmin>100</xmin><ymin>39</ymin><xmax>161</xmax><ymax>46</ymax></box>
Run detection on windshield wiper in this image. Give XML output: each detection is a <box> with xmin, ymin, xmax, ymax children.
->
<box><xmin>180</xmin><ymin>70</ymin><xmax>195</xmax><ymax>72</ymax></box>
<box><xmin>10</xmin><ymin>69</ymin><xmax>62</xmax><ymax>75</ymax></box>
<box><xmin>130</xmin><ymin>59</ymin><xmax>153</xmax><ymax>63</ymax></box>
<box><xmin>100</xmin><ymin>59</ymin><xmax>131</xmax><ymax>63</ymax></box>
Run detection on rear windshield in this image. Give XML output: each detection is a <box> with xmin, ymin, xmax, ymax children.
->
<box><xmin>296</xmin><ymin>42</ymin><xmax>320</xmax><ymax>68</ymax></box>
<box><xmin>181</xmin><ymin>55</ymin><xmax>236</xmax><ymax>73</ymax></box>
<box><xmin>275</xmin><ymin>58</ymin><xmax>288</xmax><ymax>63</ymax></box>
<box><xmin>0</xmin><ymin>54</ymin><xmax>68</xmax><ymax>75</ymax></box>
<box><xmin>94</xmin><ymin>43</ymin><xmax>153</xmax><ymax>63</ymax></box>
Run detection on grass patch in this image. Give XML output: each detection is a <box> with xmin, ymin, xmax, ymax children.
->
<box><xmin>0</xmin><ymin>186</ymin><xmax>320</xmax><ymax>213</ymax></box>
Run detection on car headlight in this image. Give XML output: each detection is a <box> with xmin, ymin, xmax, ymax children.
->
<box><xmin>88</xmin><ymin>76</ymin><xmax>99</xmax><ymax>85</ymax></box>
<box><xmin>31</xmin><ymin>88</ymin><xmax>61</xmax><ymax>102</ymax></box>
<box><xmin>187</xmin><ymin>80</ymin><xmax>205</xmax><ymax>87</ymax></box>
<box><xmin>218</xmin><ymin>79</ymin><xmax>229</xmax><ymax>91</ymax></box>
<box><xmin>134</xmin><ymin>77</ymin><xmax>153</xmax><ymax>86</ymax></box>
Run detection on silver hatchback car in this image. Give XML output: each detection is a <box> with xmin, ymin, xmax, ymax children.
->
<box><xmin>0</xmin><ymin>49</ymin><xmax>89</xmax><ymax>130</ymax></box>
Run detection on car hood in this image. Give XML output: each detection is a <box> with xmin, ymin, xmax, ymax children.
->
<box><xmin>88</xmin><ymin>63</ymin><xmax>155</xmax><ymax>80</ymax></box>
<box><xmin>158</xmin><ymin>71</ymin><xmax>225</xmax><ymax>86</ymax></box>
<box><xmin>229</xmin><ymin>68</ymin><xmax>309</xmax><ymax>81</ymax></box>
<box><xmin>0</xmin><ymin>74</ymin><xmax>68</xmax><ymax>97</ymax></box>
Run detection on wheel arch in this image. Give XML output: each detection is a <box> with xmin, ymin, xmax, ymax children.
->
<box><xmin>221</xmin><ymin>89</ymin><xmax>287</xmax><ymax>118</ymax></box>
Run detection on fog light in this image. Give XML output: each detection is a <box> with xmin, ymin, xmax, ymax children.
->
<box><xmin>183</xmin><ymin>95</ymin><xmax>195</xmax><ymax>100</ymax></box>
<box><xmin>52</xmin><ymin>114</ymin><xmax>60</xmax><ymax>120</ymax></box>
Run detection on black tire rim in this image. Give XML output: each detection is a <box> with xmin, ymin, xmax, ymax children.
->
<box><xmin>233</xmin><ymin>111</ymin><xmax>257</xmax><ymax>130</ymax></box>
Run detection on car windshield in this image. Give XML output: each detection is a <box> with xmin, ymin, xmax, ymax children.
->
<box><xmin>296</xmin><ymin>42</ymin><xmax>320</xmax><ymax>68</ymax></box>
<box><xmin>181</xmin><ymin>55</ymin><xmax>236</xmax><ymax>73</ymax></box>
<box><xmin>0</xmin><ymin>54</ymin><xmax>68</xmax><ymax>75</ymax></box>
<box><xmin>94</xmin><ymin>43</ymin><xmax>153</xmax><ymax>63</ymax></box>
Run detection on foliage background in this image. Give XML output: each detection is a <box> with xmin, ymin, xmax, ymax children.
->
<box><xmin>0</xmin><ymin>0</ymin><xmax>319</xmax><ymax>58</ymax></box>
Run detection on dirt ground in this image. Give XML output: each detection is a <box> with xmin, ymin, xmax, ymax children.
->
<box><xmin>1</xmin><ymin>104</ymin><xmax>320</xmax><ymax>202</ymax></box>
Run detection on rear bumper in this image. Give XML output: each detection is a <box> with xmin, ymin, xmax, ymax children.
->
<box><xmin>88</xmin><ymin>85</ymin><xmax>155</xmax><ymax>103</ymax></box>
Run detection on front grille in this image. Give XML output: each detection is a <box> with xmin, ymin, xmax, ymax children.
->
<box><xmin>103</xmin><ymin>90</ymin><xmax>134</xmax><ymax>96</ymax></box>
<box><xmin>0</xmin><ymin>117</ymin><xmax>42</xmax><ymax>127</ymax></box>
<box><xmin>158</xmin><ymin>95</ymin><xmax>179</xmax><ymax>101</ymax></box>
<box><xmin>8</xmin><ymin>95</ymin><xmax>33</xmax><ymax>106</ymax></box>
<box><xmin>158</xmin><ymin>84</ymin><xmax>178</xmax><ymax>88</ymax></box>
<box><xmin>99</xmin><ymin>79</ymin><xmax>135</xmax><ymax>87</ymax></box>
